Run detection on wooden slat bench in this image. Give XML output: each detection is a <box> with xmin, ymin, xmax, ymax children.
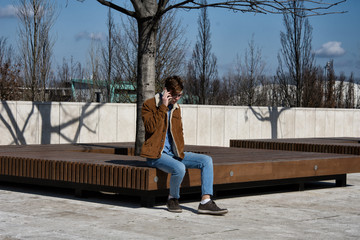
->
<box><xmin>1</xmin><ymin>142</ymin><xmax>360</xmax><ymax>207</ymax></box>
<box><xmin>230</xmin><ymin>137</ymin><xmax>360</xmax><ymax>155</ymax></box>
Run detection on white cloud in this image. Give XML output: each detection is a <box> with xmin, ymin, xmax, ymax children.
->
<box><xmin>75</xmin><ymin>31</ymin><xmax>105</xmax><ymax>42</ymax></box>
<box><xmin>0</xmin><ymin>5</ymin><xmax>18</xmax><ymax>18</ymax></box>
<box><xmin>315</xmin><ymin>41</ymin><xmax>345</xmax><ymax>58</ymax></box>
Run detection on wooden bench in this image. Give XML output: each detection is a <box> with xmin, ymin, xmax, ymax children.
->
<box><xmin>230</xmin><ymin>137</ymin><xmax>360</xmax><ymax>155</ymax></box>
<box><xmin>1</xmin><ymin>141</ymin><xmax>360</xmax><ymax>207</ymax></box>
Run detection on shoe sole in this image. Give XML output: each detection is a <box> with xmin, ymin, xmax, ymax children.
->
<box><xmin>197</xmin><ymin>209</ymin><xmax>228</xmax><ymax>215</ymax></box>
<box><xmin>166</xmin><ymin>204</ymin><xmax>182</xmax><ymax>213</ymax></box>
<box><xmin>167</xmin><ymin>208</ymin><xmax>182</xmax><ymax>213</ymax></box>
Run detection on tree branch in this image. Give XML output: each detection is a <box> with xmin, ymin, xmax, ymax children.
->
<box><xmin>163</xmin><ymin>0</ymin><xmax>194</xmax><ymax>14</ymax></box>
<box><xmin>164</xmin><ymin>0</ymin><xmax>347</xmax><ymax>16</ymax></box>
<box><xmin>96</xmin><ymin>0</ymin><xmax>136</xmax><ymax>18</ymax></box>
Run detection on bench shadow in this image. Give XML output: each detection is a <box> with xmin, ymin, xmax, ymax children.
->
<box><xmin>0</xmin><ymin>181</ymin><xmax>142</xmax><ymax>209</ymax></box>
<box><xmin>214</xmin><ymin>181</ymin><xmax>352</xmax><ymax>200</ymax></box>
<box><xmin>106</xmin><ymin>159</ymin><xmax>148</xmax><ymax>167</ymax></box>
<box><xmin>0</xmin><ymin>180</ymin><xmax>351</xmax><ymax>211</ymax></box>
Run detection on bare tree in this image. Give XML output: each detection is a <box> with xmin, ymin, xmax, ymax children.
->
<box><xmin>345</xmin><ymin>72</ymin><xmax>355</xmax><ymax>108</ymax></box>
<box><xmin>55</xmin><ymin>56</ymin><xmax>84</xmax><ymax>101</ymax></box>
<box><xmin>235</xmin><ymin>36</ymin><xmax>265</xmax><ymax>106</ymax></box>
<box><xmin>208</xmin><ymin>76</ymin><xmax>234</xmax><ymax>105</ymax></box>
<box><xmin>155</xmin><ymin>10</ymin><xmax>188</xmax><ymax>92</ymax></box>
<box><xmin>57</xmin><ymin>56</ymin><xmax>84</xmax><ymax>86</ymax></box>
<box><xmin>221</xmin><ymin>71</ymin><xmax>238</xmax><ymax>105</ymax></box>
<box><xmin>79</xmin><ymin>0</ymin><xmax>346</xmax><ymax>154</ymax></box>
<box><xmin>254</xmin><ymin>76</ymin><xmax>273</xmax><ymax>106</ymax></box>
<box><xmin>112</xmin><ymin>17</ymin><xmax>138</xmax><ymax>103</ymax></box>
<box><xmin>183</xmin><ymin>63</ymin><xmax>198</xmax><ymax>104</ymax></box>
<box><xmin>101</xmin><ymin>7</ymin><xmax>116</xmax><ymax>102</ymax></box>
<box><xmin>276</xmin><ymin>0</ymin><xmax>315</xmax><ymax>107</ymax></box>
<box><xmin>268</xmin><ymin>76</ymin><xmax>281</xmax><ymax>106</ymax></box>
<box><xmin>187</xmin><ymin>0</ymin><xmax>218</xmax><ymax>105</ymax></box>
<box><xmin>324</xmin><ymin>60</ymin><xmax>336</xmax><ymax>108</ymax></box>
<box><xmin>17</xmin><ymin>0</ymin><xmax>57</xmax><ymax>101</ymax></box>
<box><xmin>336</xmin><ymin>72</ymin><xmax>345</xmax><ymax>108</ymax></box>
<box><xmin>302</xmin><ymin>66</ymin><xmax>324</xmax><ymax>107</ymax></box>
<box><xmin>85</xmin><ymin>39</ymin><xmax>102</xmax><ymax>102</ymax></box>
<box><xmin>0</xmin><ymin>37</ymin><xmax>22</xmax><ymax>100</ymax></box>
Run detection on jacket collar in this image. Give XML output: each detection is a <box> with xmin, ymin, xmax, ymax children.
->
<box><xmin>155</xmin><ymin>93</ymin><xmax>179</xmax><ymax>109</ymax></box>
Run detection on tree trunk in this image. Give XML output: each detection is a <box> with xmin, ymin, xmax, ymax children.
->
<box><xmin>135</xmin><ymin>18</ymin><xmax>157</xmax><ymax>155</ymax></box>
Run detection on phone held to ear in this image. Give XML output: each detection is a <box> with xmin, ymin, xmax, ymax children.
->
<box><xmin>162</xmin><ymin>89</ymin><xmax>172</xmax><ymax>98</ymax></box>
<box><xmin>161</xmin><ymin>89</ymin><xmax>172</xmax><ymax>104</ymax></box>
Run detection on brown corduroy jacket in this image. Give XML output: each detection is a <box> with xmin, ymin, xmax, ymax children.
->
<box><xmin>140</xmin><ymin>93</ymin><xmax>185</xmax><ymax>159</ymax></box>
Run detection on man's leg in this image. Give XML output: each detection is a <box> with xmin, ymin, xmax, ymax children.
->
<box><xmin>146</xmin><ymin>153</ymin><xmax>186</xmax><ymax>199</ymax></box>
<box><xmin>181</xmin><ymin>152</ymin><xmax>214</xmax><ymax>197</ymax></box>
<box><xmin>181</xmin><ymin>152</ymin><xmax>228</xmax><ymax>215</ymax></box>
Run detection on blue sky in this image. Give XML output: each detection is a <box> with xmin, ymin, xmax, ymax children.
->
<box><xmin>1</xmin><ymin>0</ymin><xmax>359</xmax><ymax>79</ymax></box>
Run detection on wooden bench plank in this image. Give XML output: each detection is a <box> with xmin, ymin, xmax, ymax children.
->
<box><xmin>230</xmin><ymin>138</ymin><xmax>360</xmax><ymax>155</ymax></box>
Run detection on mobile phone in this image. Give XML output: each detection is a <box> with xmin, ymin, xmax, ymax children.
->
<box><xmin>162</xmin><ymin>88</ymin><xmax>171</xmax><ymax>97</ymax></box>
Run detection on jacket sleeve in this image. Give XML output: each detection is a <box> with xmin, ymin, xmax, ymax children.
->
<box><xmin>142</xmin><ymin>99</ymin><xmax>168</xmax><ymax>135</ymax></box>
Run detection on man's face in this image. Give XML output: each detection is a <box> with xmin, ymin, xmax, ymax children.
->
<box><xmin>169</xmin><ymin>91</ymin><xmax>183</xmax><ymax>104</ymax></box>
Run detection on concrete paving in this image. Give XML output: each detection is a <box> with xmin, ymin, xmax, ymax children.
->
<box><xmin>1</xmin><ymin>174</ymin><xmax>360</xmax><ymax>240</ymax></box>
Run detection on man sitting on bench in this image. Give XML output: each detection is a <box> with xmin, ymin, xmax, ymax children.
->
<box><xmin>140</xmin><ymin>75</ymin><xmax>228</xmax><ymax>215</ymax></box>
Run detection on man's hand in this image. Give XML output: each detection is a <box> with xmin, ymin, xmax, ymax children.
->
<box><xmin>162</xmin><ymin>88</ymin><xmax>172</xmax><ymax>107</ymax></box>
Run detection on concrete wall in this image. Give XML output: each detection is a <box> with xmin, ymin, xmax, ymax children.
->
<box><xmin>1</xmin><ymin>101</ymin><xmax>359</xmax><ymax>146</ymax></box>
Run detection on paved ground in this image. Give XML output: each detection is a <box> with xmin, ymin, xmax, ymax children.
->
<box><xmin>1</xmin><ymin>174</ymin><xmax>360</xmax><ymax>240</ymax></box>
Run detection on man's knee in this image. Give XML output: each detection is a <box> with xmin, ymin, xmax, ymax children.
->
<box><xmin>173</xmin><ymin>163</ymin><xmax>186</xmax><ymax>177</ymax></box>
<box><xmin>204</xmin><ymin>155</ymin><xmax>213</xmax><ymax>167</ymax></box>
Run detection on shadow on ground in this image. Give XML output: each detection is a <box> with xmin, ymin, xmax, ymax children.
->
<box><xmin>0</xmin><ymin>180</ymin><xmax>350</xmax><ymax>210</ymax></box>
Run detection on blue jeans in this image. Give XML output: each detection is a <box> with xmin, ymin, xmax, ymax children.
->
<box><xmin>147</xmin><ymin>152</ymin><xmax>214</xmax><ymax>199</ymax></box>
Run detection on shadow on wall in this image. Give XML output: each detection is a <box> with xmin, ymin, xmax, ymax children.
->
<box><xmin>0</xmin><ymin>101</ymin><xmax>105</xmax><ymax>145</ymax></box>
<box><xmin>248</xmin><ymin>106</ymin><xmax>290</xmax><ymax>139</ymax></box>
<box><xmin>0</xmin><ymin>101</ymin><xmax>29</xmax><ymax>144</ymax></box>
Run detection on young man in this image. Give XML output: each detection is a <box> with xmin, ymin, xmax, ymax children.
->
<box><xmin>140</xmin><ymin>76</ymin><xmax>228</xmax><ymax>215</ymax></box>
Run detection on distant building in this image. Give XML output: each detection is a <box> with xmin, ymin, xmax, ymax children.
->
<box><xmin>17</xmin><ymin>86</ymin><xmax>72</xmax><ymax>102</ymax></box>
<box><xmin>70</xmin><ymin>79</ymin><xmax>136</xmax><ymax>103</ymax></box>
